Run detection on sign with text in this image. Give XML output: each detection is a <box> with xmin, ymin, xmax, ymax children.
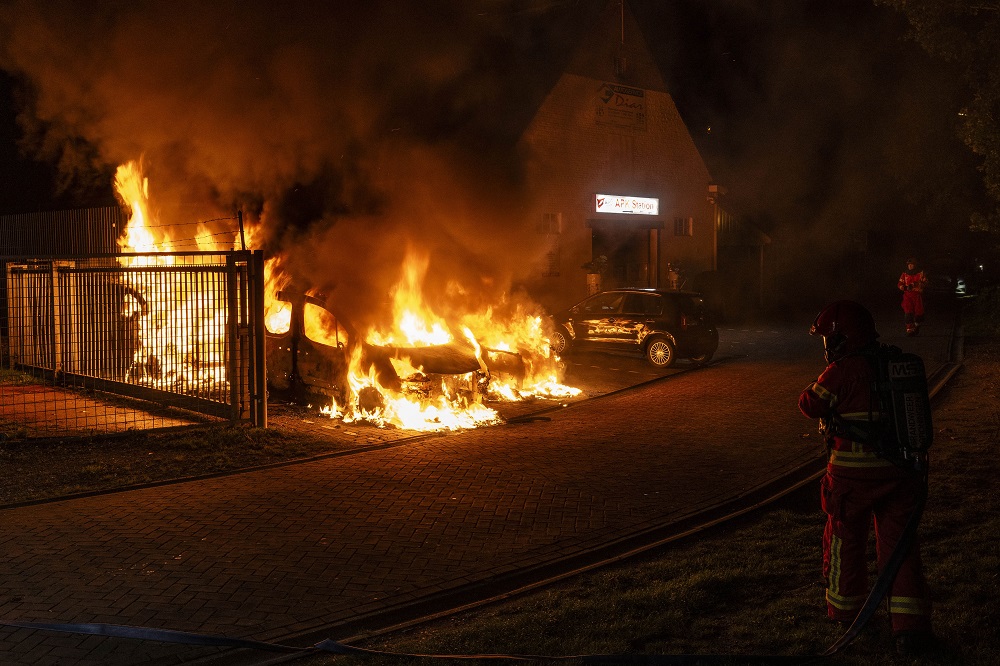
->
<box><xmin>595</xmin><ymin>83</ymin><xmax>646</xmax><ymax>130</ymax></box>
<box><xmin>595</xmin><ymin>194</ymin><xmax>659</xmax><ymax>216</ymax></box>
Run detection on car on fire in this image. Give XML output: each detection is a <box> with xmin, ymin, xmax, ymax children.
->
<box><xmin>264</xmin><ymin>289</ymin><xmax>526</xmax><ymax>409</ymax></box>
<box><xmin>548</xmin><ymin>288</ymin><xmax>718</xmax><ymax>368</ymax></box>
<box><xmin>264</xmin><ymin>290</ymin><xmax>356</xmax><ymax>405</ymax></box>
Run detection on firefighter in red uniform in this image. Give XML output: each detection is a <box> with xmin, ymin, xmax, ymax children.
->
<box><xmin>798</xmin><ymin>301</ymin><xmax>934</xmax><ymax>656</ymax></box>
<box><xmin>898</xmin><ymin>258</ymin><xmax>927</xmax><ymax>336</ymax></box>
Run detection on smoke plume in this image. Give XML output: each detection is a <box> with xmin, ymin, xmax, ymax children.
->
<box><xmin>0</xmin><ymin>0</ymin><xmax>575</xmax><ymax>322</ymax></box>
<box><xmin>641</xmin><ymin>1</ymin><xmax>982</xmax><ymax>309</ymax></box>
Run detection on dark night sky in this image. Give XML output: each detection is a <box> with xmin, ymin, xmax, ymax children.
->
<box><xmin>0</xmin><ymin>0</ymin><xmax>985</xmax><ymax>306</ymax></box>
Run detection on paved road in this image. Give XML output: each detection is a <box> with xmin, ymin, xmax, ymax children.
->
<box><xmin>0</xmin><ymin>299</ymin><xmax>959</xmax><ymax>665</ymax></box>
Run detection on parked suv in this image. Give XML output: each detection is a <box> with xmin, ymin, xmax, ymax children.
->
<box><xmin>549</xmin><ymin>289</ymin><xmax>718</xmax><ymax>368</ymax></box>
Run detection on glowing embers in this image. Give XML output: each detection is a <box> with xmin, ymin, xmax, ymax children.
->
<box><xmin>321</xmin><ymin>343</ymin><xmax>500</xmax><ymax>432</ymax></box>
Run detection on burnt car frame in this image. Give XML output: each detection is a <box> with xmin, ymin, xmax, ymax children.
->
<box><xmin>265</xmin><ymin>290</ymin><xmax>356</xmax><ymax>405</ymax></box>
<box><xmin>265</xmin><ymin>290</ymin><xmax>526</xmax><ymax>409</ymax></box>
<box><xmin>548</xmin><ymin>288</ymin><xmax>718</xmax><ymax>368</ymax></box>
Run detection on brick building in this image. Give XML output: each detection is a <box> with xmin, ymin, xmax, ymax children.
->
<box><xmin>519</xmin><ymin>2</ymin><xmax>746</xmax><ymax>312</ymax></box>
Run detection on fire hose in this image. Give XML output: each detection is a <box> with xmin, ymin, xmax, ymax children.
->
<box><xmin>1</xmin><ymin>468</ymin><xmax>929</xmax><ymax>665</ymax></box>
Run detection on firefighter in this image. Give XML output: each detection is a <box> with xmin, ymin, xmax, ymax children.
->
<box><xmin>898</xmin><ymin>257</ymin><xmax>927</xmax><ymax>336</ymax></box>
<box><xmin>798</xmin><ymin>301</ymin><xmax>935</xmax><ymax>656</ymax></box>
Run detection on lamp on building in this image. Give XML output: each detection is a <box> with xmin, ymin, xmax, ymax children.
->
<box><xmin>707</xmin><ymin>183</ymin><xmax>726</xmax><ymax>205</ymax></box>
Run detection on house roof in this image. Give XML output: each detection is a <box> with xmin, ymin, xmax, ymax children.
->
<box><xmin>563</xmin><ymin>1</ymin><xmax>669</xmax><ymax>93</ymax></box>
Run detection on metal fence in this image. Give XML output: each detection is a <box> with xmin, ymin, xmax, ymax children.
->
<box><xmin>0</xmin><ymin>207</ymin><xmax>122</xmax><ymax>256</ymax></box>
<box><xmin>0</xmin><ymin>251</ymin><xmax>266</xmax><ymax>440</ymax></box>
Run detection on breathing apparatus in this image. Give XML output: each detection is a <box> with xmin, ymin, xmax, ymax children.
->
<box><xmin>809</xmin><ymin>301</ymin><xmax>933</xmax><ymax>469</ymax></box>
<box><xmin>807</xmin><ymin>300</ymin><xmax>934</xmax><ymax>659</ymax></box>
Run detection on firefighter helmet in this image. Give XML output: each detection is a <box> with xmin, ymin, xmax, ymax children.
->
<box><xmin>809</xmin><ymin>300</ymin><xmax>879</xmax><ymax>362</ymax></box>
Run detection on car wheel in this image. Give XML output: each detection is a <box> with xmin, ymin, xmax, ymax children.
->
<box><xmin>645</xmin><ymin>336</ymin><xmax>676</xmax><ymax>368</ymax></box>
<box><xmin>550</xmin><ymin>327</ymin><xmax>571</xmax><ymax>354</ymax></box>
<box><xmin>690</xmin><ymin>351</ymin><xmax>714</xmax><ymax>366</ymax></box>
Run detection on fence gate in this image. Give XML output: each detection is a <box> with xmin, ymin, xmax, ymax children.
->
<box><xmin>0</xmin><ymin>251</ymin><xmax>266</xmax><ymax>440</ymax></box>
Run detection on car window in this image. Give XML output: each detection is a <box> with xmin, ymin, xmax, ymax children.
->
<box><xmin>673</xmin><ymin>295</ymin><xmax>704</xmax><ymax>317</ymax></box>
<box><xmin>265</xmin><ymin>300</ymin><xmax>292</xmax><ymax>334</ymax></box>
<box><xmin>660</xmin><ymin>296</ymin><xmax>679</xmax><ymax>320</ymax></box>
<box><xmin>581</xmin><ymin>292</ymin><xmax>624</xmax><ymax>314</ymax></box>
<box><xmin>304</xmin><ymin>303</ymin><xmax>351</xmax><ymax>348</ymax></box>
<box><xmin>622</xmin><ymin>293</ymin><xmax>663</xmax><ymax>315</ymax></box>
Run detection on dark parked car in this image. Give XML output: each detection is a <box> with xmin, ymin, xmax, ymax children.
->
<box><xmin>549</xmin><ymin>289</ymin><xmax>719</xmax><ymax>368</ymax></box>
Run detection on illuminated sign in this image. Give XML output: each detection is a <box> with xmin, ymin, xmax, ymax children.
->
<box><xmin>595</xmin><ymin>194</ymin><xmax>659</xmax><ymax>216</ymax></box>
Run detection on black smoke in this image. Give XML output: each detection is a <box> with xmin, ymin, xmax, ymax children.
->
<box><xmin>0</xmin><ymin>0</ymin><xmax>987</xmax><ymax>317</ymax></box>
<box><xmin>0</xmin><ymin>0</ymin><xmax>604</xmax><ymax>323</ymax></box>
<box><xmin>635</xmin><ymin>0</ymin><xmax>985</xmax><ymax>309</ymax></box>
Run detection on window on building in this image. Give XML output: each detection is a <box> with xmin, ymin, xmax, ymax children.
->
<box><xmin>538</xmin><ymin>212</ymin><xmax>561</xmax><ymax>277</ymax></box>
<box><xmin>674</xmin><ymin>217</ymin><xmax>694</xmax><ymax>237</ymax></box>
<box><xmin>537</xmin><ymin>212</ymin><xmax>562</xmax><ymax>234</ymax></box>
<box><xmin>614</xmin><ymin>55</ymin><xmax>629</xmax><ymax>78</ymax></box>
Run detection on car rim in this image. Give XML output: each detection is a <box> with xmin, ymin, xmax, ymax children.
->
<box><xmin>552</xmin><ymin>331</ymin><xmax>566</xmax><ymax>353</ymax></box>
<box><xmin>648</xmin><ymin>340</ymin><xmax>673</xmax><ymax>366</ymax></box>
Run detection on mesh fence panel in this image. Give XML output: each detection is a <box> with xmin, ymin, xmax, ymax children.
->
<box><xmin>1</xmin><ymin>252</ymin><xmax>264</xmax><ymax>441</ymax></box>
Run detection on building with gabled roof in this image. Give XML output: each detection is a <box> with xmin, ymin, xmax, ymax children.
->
<box><xmin>519</xmin><ymin>1</ymin><xmax>766</xmax><ymax>316</ymax></box>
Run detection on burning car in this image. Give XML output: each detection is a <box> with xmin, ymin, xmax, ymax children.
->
<box><xmin>265</xmin><ymin>289</ymin><xmax>482</xmax><ymax>399</ymax></box>
<box><xmin>264</xmin><ymin>288</ymin><xmax>356</xmax><ymax>406</ymax></box>
<box><xmin>261</xmin><ymin>243</ymin><xmax>581</xmax><ymax>432</ymax></box>
<box><xmin>264</xmin><ymin>287</ymin><xmax>540</xmax><ymax>430</ymax></box>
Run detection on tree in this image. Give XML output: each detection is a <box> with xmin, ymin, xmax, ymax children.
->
<box><xmin>875</xmin><ymin>0</ymin><xmax>1000</xmax><ymax>236</ymax></box>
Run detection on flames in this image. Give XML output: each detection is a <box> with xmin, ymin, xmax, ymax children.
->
<box><xmin>457</xmin><ymin>304</ymin><xmax>582</xmax><ymax>401</ymax></box>
<box><xmin>331</xmin><ymin>341</ymin><xmax>502</xmax><ymax>432</ymax></box>
<box><xmin>366</xmin><ymin>252</ymin><xmax>452</xmax><ymax>347</ymax></box>
<box><xmin>263</xmin><ymin>258</ymin><xmax>292</xmax><ymax>334</ymax></box>
<box><xmin>113</xmin><ymin>158</ymin><xmax>579</xmax><ymax>431</ymax></box>
<box><xmin>116</xmin><ymin>161</ymin><xmax>163</xmax><ymax>254</ymax></box>
<box><xmin>314</xmin><ymin>248</ymin><xmax>581</xmax><ymax>432</ymax></box>
<box><xmin>114</xmin><ymin>159</ymin><xmax>235</xmax><ymax>392</ymax></box>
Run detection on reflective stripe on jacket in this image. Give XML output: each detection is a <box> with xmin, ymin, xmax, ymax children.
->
<box><xmin>898</xmin><ymin>270</ymin><xmax>926</xmax><ymax>292</ymax></box>
<box><xmin>799</xmin><ymin>353</ymin><xmax>898</xmax><ymax>477</ymax></box>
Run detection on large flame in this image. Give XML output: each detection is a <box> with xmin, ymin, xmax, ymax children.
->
<box><xmin>112</xmin><ymin>159</ymin><xmax>579</xmax><ymax>432</ymax></box>
<box><xmin>242</xmin><ymin>222</ymin><xmax>293</xmax><ymax>336</ymax></box>
<box><xmin>324</xmin><ymin>249</ymin><xmax>580</xmax><ymax>431</ymax></box>
<box><xmin>366</xmin><ymin>252</ymin><xmax>452</xmax><ymax>347</ymax></box>
<box><xmin>326</xmin><ymin>342</ymin><xmax>501</xmax><ymax>432</ymax></box>
<box><xmin>457</xmin><ymin>300</ymin><xmax>580</xmax><ymax>400</ymax></box>
<box><xmin>114</xmin><ymin>159</ymin><xmax>232</xmax><ymax>392</ymax></box>
<box><xmin>116</xmin><ymin>161</ymin><xmax>167</xmax><ymax>255</ymax></box>
<box><xmin>263</xmin><ymin>258</ymin><xmax>292</xmax><ymax>334</ymax></box>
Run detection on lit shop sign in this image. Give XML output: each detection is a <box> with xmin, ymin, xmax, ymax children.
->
<box><xmin>595</xmin><ymin>194</ymin><xmax>659</xmax><ymax>216</ymax></box>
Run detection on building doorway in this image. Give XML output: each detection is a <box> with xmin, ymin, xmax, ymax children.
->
<box><xmin>590</xmin><ymin>224</ymin><xmax>656</xmax><ymax>289</ymax></box>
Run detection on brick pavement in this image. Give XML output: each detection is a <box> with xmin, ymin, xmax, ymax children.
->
<box><xmin>0</xmin><ymin>299</ymin><xmax>959</xmax><ymax>666</ymax></box>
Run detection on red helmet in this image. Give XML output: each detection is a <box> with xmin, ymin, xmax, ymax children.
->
<box><xmin>809</xmin><ymin>300</ymin><xmax>879</xmax><ymax>362</ymax></box>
